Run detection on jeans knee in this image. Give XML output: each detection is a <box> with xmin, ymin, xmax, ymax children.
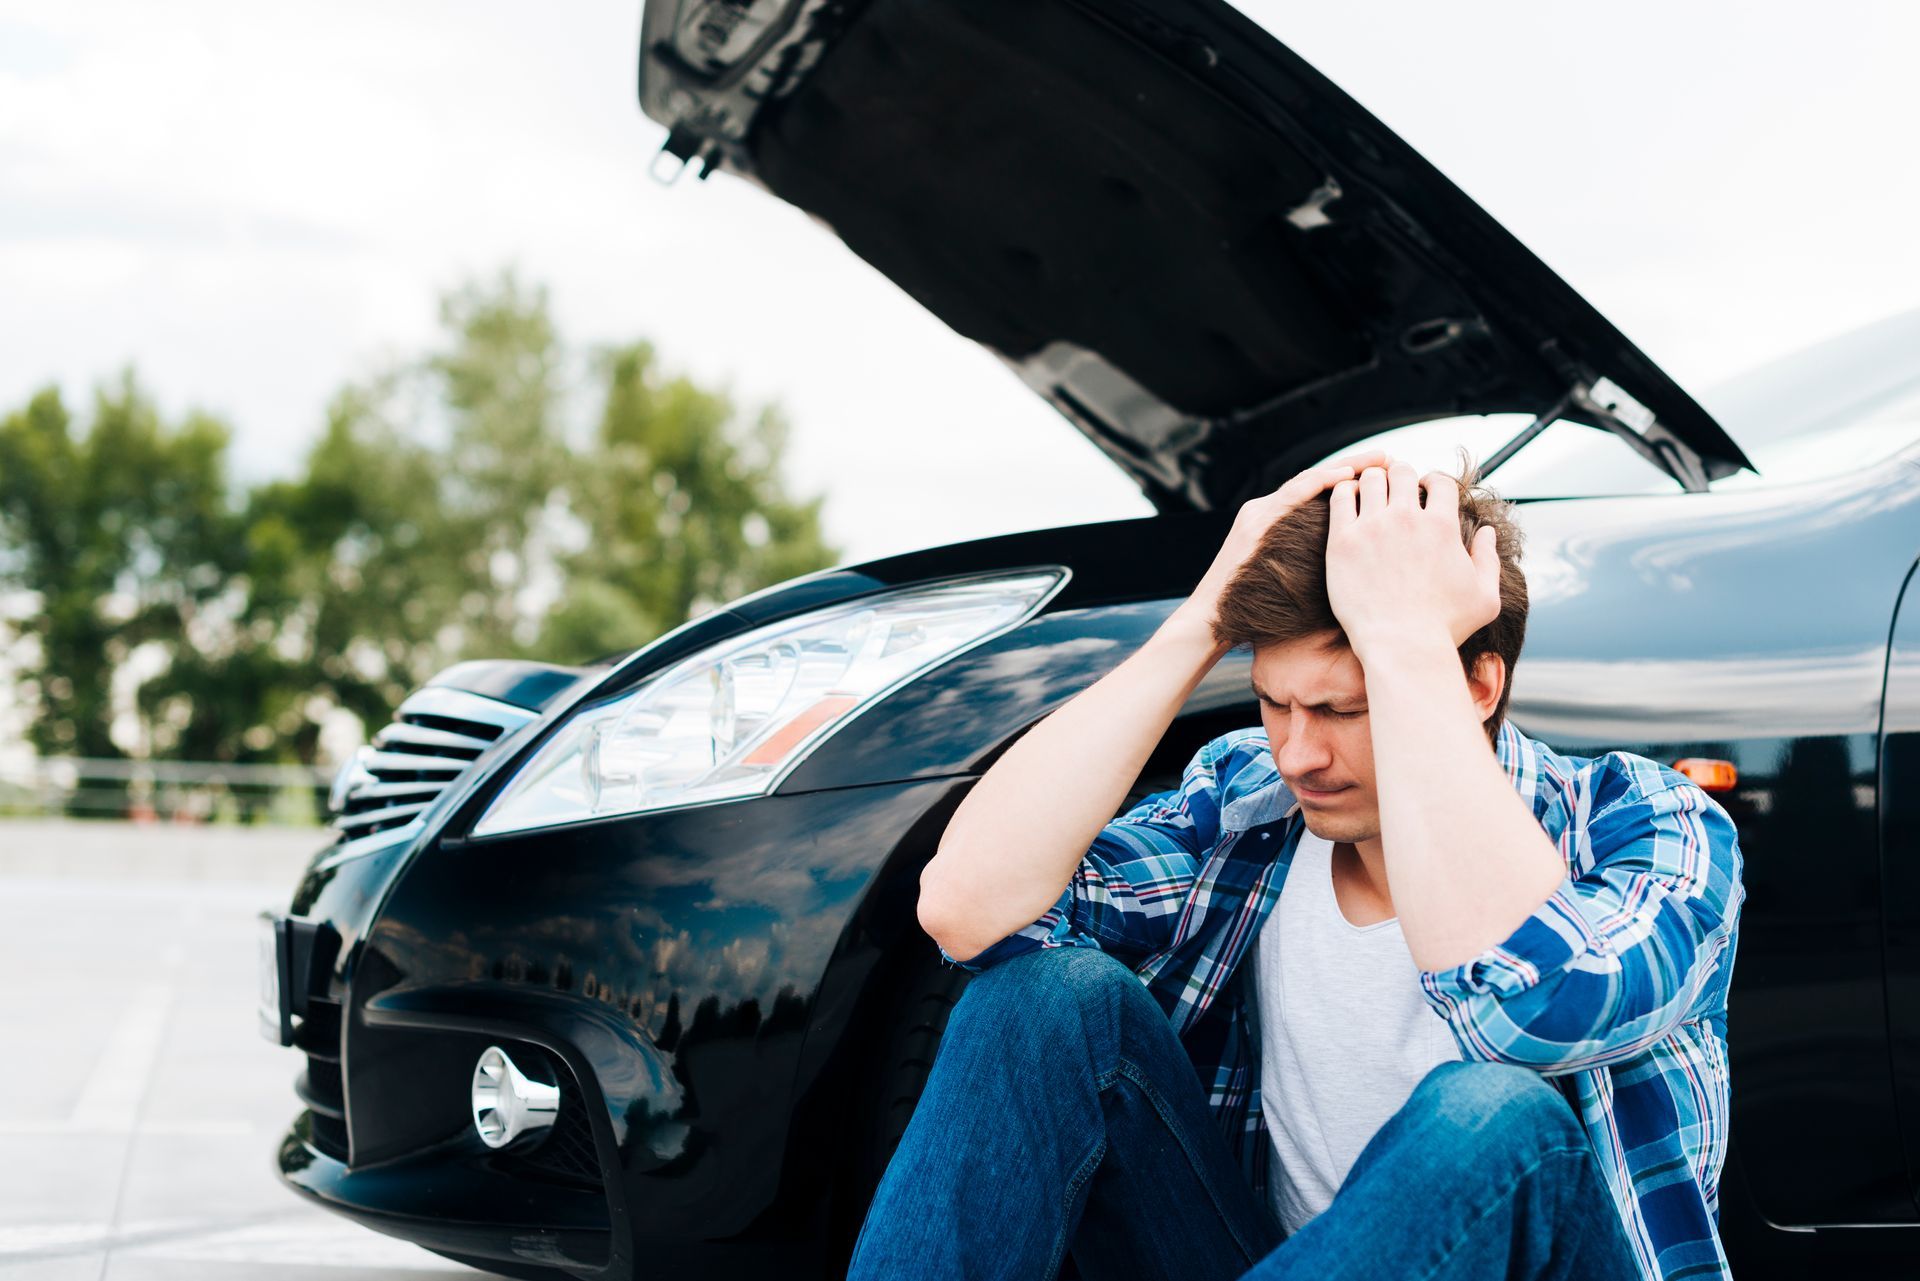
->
<box><xmin>1403</xmin><ymin>1060</ymin><xmax>1582</xmax><ymax>1158</ymax></box>
<box><xmin>950</xmin><ymin>944</ymin><xmax>1144</xmax><ymax>1055</ymax></box>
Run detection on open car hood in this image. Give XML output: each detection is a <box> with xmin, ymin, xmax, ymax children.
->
<box><xmin>637</xmin><ymin>0</ymin><xmax>1754</xmax><ymax>508</ymax></box>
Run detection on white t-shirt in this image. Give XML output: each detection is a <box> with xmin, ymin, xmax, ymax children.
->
<box><xmin>1247</xmin><ymin>828</ymin><xmax>1462</xmax><ymax>1234</ymax></box>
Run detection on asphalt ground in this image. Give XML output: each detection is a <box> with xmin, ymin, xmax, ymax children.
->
<box><xmin>0</xmin><ymin>822</ymin><xmax>486</xmax><ymax>1280</ymax></box>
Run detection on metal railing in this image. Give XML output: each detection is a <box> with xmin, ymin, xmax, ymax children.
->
<box><xmin>0</xmin><ymin>755</ymin><xmax>335</xmax><ymax>826</ymax></box>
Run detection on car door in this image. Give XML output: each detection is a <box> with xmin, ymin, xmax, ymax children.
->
<box><xmin>1882</xmin><ymin>554</ymin><xmax>1920</xmax><ymax>1209</ymax></box>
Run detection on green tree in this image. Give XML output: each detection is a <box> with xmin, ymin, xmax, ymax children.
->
<box><xmin>0</xmin><ymin>372</ymin><xmax>238</xmax><ymax>761</ymax></box>
<box><xmin>544</xmin><ymin>340</ymin><xmax>836</xmax><ymax>663</ymax></box>
<box><xmin>141</xmin><ymin>377</ymin><xmax>456</xmax><ymax>770</ymax></box>
<box><xmin>0</xmin><ymin>269</ymin><xmax>840</xmax><ymax>791</ymax></box>
<box><xmin>428</xmin><ymin>272</ymin><xmax>579</xmax><ymax>657</ymax></box>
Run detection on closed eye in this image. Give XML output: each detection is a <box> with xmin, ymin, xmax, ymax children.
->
<box><xmin>1261</xmin><ymin>700</ymin><xmax>1366</xmax><ymax>718</ymax></box>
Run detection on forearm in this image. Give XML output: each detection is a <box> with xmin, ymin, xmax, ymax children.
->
<box><xmin>919</xmin><ymin>605</ymin><xmax>1227</xmax><ymax>961</ymax></box>
<box><xmin>1357</xmin><ymin>630</ymin><xmax>1564</xmax><ymax>972</ymax></box>
<box><xmin>1418</xmin><ymin>769</ymin><xmax>1745</xmax><ymax>1070</ymax></box>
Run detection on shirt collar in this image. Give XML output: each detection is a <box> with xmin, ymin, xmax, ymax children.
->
<box><xmin>1493</xmin><ymin>715</ymin><xmax>1541</xmax><ymax>812</ymax></box>
<box><xmin>1495</xmin><ymin>715</ymin><xmax>1524</xmax><ymax>778</ymax></box>
<box><xmin>1218</xmin><ymin>759</ymin><xmax>1296</xmax><ymax>832</ymax></box>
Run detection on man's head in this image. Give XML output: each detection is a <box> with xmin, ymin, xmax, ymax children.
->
<box><xmin>1211</xmin><ymin>451</ymin><xmax>1528</xmax><ymax>845</ymax></box>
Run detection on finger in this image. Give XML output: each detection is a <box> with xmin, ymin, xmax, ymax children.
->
<box><xmin>1310</xmin><ymin>460</ymin><xmax>1365</xmax><ymax>491</ymax></box>
<box><xmin>1334</xmin><ymin>448</ymin><xmax>1393</xmax><ymax>472</ymax></box>
<box><xmin>1473</xmin><ymin>525</ymin><xmax>1502</xmax><ymax>612</ymax></box>
<box><xmin>1421</xmin><ymin>471</ymin><xmax>1460</xmax><ymax>522</ymax></box>
<box><xmin>1329</xmin><ymin>478</ymin><xmax>1358</xmax><ymax>530</ymax></box>
<box><xmin>1357</xmin><ymin>464</ymin><xmax>1388</xmax><ymax>516</ymax></box>
<box><xmin>1275</xmin><ymin>456</ymin><xmax>1380</xmax><ymax>506</ymax></box>
<box><xmin>1385</xmin><ymin>459</ymin><xmax>1420</xmax><ymax>509</ymax></box>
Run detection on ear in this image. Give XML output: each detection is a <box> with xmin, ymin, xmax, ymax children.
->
<box><xmin>1465</xmin><ymin>652</ymin><xmax>1506</xmax><ymax>722</ymax></box>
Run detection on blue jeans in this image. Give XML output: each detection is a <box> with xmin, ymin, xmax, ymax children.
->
<box><xmin>848</xmin><ymin>945</ymin><xmax>1641</xmax><ymax>1281</ymax></box>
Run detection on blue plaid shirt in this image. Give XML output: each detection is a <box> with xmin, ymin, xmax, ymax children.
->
<box><xmin>936</xmin><ymin>716</ymin><xmax>1745</xmax><ymax>1281</ymax></box>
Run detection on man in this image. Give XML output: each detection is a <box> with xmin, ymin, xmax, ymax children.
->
<box><xmin>848</xmin><ymin>453</ymin><xmax>1745</xmax><ymax>1281</ymax></box>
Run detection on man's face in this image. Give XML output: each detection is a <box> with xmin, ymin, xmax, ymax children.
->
<box><xmin>1248</xmin><ymin>631</ymin><xmax>1380</xmax><ymax>846</ymax></box>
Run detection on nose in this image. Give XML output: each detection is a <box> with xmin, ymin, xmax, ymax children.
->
<box><xmin>1274</xmin><ymin>712</ymin><xmax>1335</xmax><ymax>785</ymax></box>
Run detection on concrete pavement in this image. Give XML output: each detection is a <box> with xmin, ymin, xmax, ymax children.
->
<box><xmin>0</xmin><ymin>821</ymin><xmax>487</xmax><ymax>1279</ymax></box>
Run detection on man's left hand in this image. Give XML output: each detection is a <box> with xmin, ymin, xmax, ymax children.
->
<box><xmin>1325</xmin><ymin>459</ymin><xmax>1502</xmax><ymax>656</ymax></box>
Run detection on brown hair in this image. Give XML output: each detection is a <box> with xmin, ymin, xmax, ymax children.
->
<box><xmin>1212</xmin><ymin>449</ymin><xmax>1529</xmax><ymax>744</ymax></box>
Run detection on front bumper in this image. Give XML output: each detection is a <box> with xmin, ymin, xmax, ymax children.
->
<box><xmin>269</xmin><ymin>769</ymin><xmax>986</xmax><ymax>1280</ymax></box>
<box><xmin>276</xmin><ymin>1111</ymin><xmax>614</xmax><ymax>1273</ymax></box>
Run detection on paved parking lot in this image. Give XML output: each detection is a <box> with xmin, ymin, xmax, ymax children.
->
<box><xmin>0</xmin><ymin>822</ymin><xmax>486</xmax><ymax>1280</ymax></box>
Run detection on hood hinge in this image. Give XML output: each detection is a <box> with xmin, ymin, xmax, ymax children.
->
<box><xmin>1478</xmin><ymin>377</ymin><xmax>1716</xmax><ymax>493</ymax></box>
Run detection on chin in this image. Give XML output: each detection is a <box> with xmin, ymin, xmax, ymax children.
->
<box><xmin>1303</xmin><ymin>813</ymin><xmax>1376</xmax><ymax>845</ymax></box>
<box><xmin>1301</xmin><ymin>817</ymin><xmax>1341</xmax><ymax>841</ymax></box>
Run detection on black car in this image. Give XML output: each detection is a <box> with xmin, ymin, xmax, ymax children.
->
<box><xmin>262</xmin><ymin>1</ymin><xmax>1920</xmax><ymax>1277</ymax></box>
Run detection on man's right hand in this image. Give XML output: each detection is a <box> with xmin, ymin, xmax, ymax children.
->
<box><xmin>1169</xmin><ymin>448</ymin><xmax>1396</xmax><ymax>640</ymax></box>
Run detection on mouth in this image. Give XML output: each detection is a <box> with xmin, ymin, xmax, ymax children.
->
<box><xmin>1294</xmin><ymin>783</ymin><xmax>1351</xmax><ymax>802</ymax></box>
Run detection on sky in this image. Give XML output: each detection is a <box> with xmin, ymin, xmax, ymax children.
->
<box><xmin>3</xmin><ymin>0</ymin><xmax>1918</xmax><ymax>570</ymax></box>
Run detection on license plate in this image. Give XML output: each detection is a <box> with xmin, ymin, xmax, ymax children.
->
<box><xmin>258</xmin><ymin>912</ymin><xmax>289</xmax><ymax>1044</ymax></box>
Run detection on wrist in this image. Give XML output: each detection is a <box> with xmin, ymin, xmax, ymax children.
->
<box><xmin>1348</xmin><ymin>622</ymin><xmax>1456</xmax><ymax>668</ymax></box>
<box><xmin>1159</xmin><ymin>603</ymin><xmax>1229</xmax><ymax>660</ymax></box>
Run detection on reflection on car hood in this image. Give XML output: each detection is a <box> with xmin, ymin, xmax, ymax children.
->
<box><xmin>637</xmin><ymin>0</ymin><xmax>1753</xmax><ymax>508</ymax></box>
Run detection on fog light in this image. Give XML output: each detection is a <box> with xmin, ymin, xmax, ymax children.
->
<box><xmin>471</xmin><ymin>1045</ymin><xmax>560</xmax><ymax>1149</ymax></box>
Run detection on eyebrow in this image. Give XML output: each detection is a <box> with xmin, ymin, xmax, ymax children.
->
<box><xmin>1249</xmin><ymin>679</ymin><xmax>1365</xmax><ymax>711</ymax></box>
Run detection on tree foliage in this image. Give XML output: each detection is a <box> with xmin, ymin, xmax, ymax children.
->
<box><xmin>0</xmin><ymin>270</ymin><xmax>839</xmax><ymax>779</ymax></box>
<box><xmin>556</xmin><ymin>340</ymin><xmax>834</xmax><ymax>655</ymax></box>
<box><xmin>0</xmin><ymin>373</ymin><xmax>235</xmax><ymax>759</ymax></box>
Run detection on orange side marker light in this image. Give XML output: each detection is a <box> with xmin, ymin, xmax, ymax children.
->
<box><xmin>742</xmin><ymin>695</ymin><xmax>862</xmax><ymax>767</ymax></box>
<box><xmin>1672</xmin><ymin>758</ymin><xmax>1737</xmax><ymax>792</ymax></box>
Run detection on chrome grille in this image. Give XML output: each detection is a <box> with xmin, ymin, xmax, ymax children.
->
<box><xmin>494</xmin><ymin>1047</ymin><xmax>604</xmax><ymax>1191</ymax></box>
<box><xmin>331</xmin><ymin>687</ymin><xmax>538</xmax><ymax>843</ymax></box>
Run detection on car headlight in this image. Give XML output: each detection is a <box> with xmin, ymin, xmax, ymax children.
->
<box><xmin>469</xmin><ymin>568</ymin><xmax>1067</xmax><ymax>836</ymax></box>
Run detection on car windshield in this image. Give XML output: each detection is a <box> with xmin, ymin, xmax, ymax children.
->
<box><xmin>1309</xmin><ymin>305</ymin><xmax>1920</xmax><ymax>496</ymax></box>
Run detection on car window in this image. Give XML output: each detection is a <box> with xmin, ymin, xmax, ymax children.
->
<box><xmin>1310</xmin><ymin>306</ymin><xmax>1920</xmax><ymax>497</ymax></box>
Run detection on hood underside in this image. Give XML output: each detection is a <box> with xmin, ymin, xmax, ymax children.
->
<box><xmin>638</xmin><ymin>0</ymin><xmax>1755</xmax><ymax>508</ymax></box>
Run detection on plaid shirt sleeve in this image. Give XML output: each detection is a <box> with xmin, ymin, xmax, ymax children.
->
<box><xmin>934</xmin><ymin>734</ymin><xmax>1230</xmax><ymax>972</ymax></box>
<box><xmin>1418</xmin><ymin>772</ymin><xmax>1745</xmax><ymax>1075</ymax></box>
